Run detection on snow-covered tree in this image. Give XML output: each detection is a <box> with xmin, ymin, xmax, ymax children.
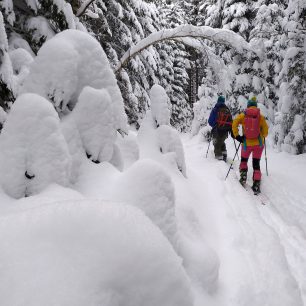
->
<box><xmin>222</xmin><ymin>0</ymin><xmax>254</xmax><ymax>40</ymax></box>
<box><xmin>156</xmin><ymin>125</ymin><xmax>187</xmax><ymax>176</ymax></box>
<box><xmin>274</xmin><ymin>0</ymin><xmax>306</xmax><ymax>153</ymax></box>
<box><xmin>0</xmin><ymin>11</ymin><xmax>14</xmax><ymax>110</ymax></box>
<box><xmin>22</xmin><ymin>30</ymin><xmax>127</xmax><ymax>133</ymax></box>
<box><xmin>158</xmin><ymin>1</ymin><xmax>192</xmax><ymax>131</ymax></box>
<box><xmin>150</xmin><ymin>84</ymin><xmax>171</xmax><ymax>127</ymax></box>
<box><xmin>72</xmin><ymin>86</ymin><xmax>117</xmax><ymax>164</ymax></box>
<box><xmin>191</xmin><ymin>68</ymin><xmax>219</xmax><ymax>136</ymax></box>
<box><xmin>0</xmin><ymin>93</ymin><xmax>71</xmax><ymax>198</ymax></box>
<box><xmin>81</xmin><ymin>0</ymin><xmax>161</xmax><ymax>127</ymax></box>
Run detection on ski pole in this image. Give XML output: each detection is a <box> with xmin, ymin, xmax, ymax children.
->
<box><xmin>232</xmin><ymin>138</ymin><xmax>239</xmax><ymax>162</ymax></box>
<box><xmin>206</xmin><ymin>133</ymin><xmax>212</xmax><ymax>158</ymax></box>
<box><xmin>264</xmin><ymin>138</ymin><xmax>268</xmax><ymax>176</ymax></box>
<box><xmin>225</xmin><ymin>142</ymin><xmax>241</xmax><ymax>180</ymax></box>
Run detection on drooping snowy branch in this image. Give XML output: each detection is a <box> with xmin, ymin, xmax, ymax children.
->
<box><xmin>115</xmin><ymin>25</ymin><xmax>253</xmax><ymax>72</ymax></box>
<box><xmin>76</xmin><ymin>0</ymin><xmax>95</xmax><ymax>17</ymax></box>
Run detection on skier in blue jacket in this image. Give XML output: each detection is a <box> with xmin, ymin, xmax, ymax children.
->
<box><xmin>208</xmin><ymin>96</ymin><xmax>232</xmax><ymax>161</ymax></box>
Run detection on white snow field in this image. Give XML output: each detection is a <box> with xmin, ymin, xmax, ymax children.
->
<box><xmin>182</xmin><ymin>134</ymin><xmax>306</xmax><ymax>306</ymax></box>
<box><xmin>1</xmin><ymin>130</ymin><xmax>306</xmax><ymax>305</ymax></box>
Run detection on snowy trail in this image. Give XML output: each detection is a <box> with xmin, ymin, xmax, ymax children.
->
<box><xmin>180</xmin><ymin>135</ymin><xmax>306</xmax><ymax>306</ymax></box>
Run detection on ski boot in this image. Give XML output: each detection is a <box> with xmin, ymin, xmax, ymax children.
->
<box><xmin>252</xmin><ymin>180</ymin><xmax>261</xmax><ymax>195</ymax></box>
<box><xmin>222</xmin><ymin>151</ymin><xmax>227</xmax><ymax>162</ymax></box>
<box><xmin>239</xmin><ymin>170</ymin><xmax>247</xmax><ymax>187</ymax></box>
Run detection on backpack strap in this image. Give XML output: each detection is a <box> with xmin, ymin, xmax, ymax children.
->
<box><xmin>243</xmin><ymin>138</ymin><xmax>247</xmax><ymax>151</ymax></box>
<box><xmin>258</xmin><ymin>135</ymin><xmax>263</xmax><ymax>147</ymax></box>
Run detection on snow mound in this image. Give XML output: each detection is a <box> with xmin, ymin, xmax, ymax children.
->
<box><xmin>179</xmin><ymin>237</ymin><xmax>220</xmax><ymax>293</ymax></box>
<box><xmin>157</xmin><ymin>125</ymin><xmax>186</xmax><ymax>177</ymax></box>
<box><xmin>22</xmin><ymin>29</ymin><xmax>127</xmax><ymax>132</ymax></box>
<box><xmin>8</xmin><ymin>47</ymin><xmax>33</xmax><ymax>93</ymax></box>
<box><xmin>0</xmin><ymin>200</ymin><xmax>193</xmax><ymax>306</ymax></box>
<box><xmin>9</xmin><ymin>48</ymin><xmax>33</xmax><ymax>75</ymax></box>
<box><xmin>115</xmin><ymin>159</ymin><xmax>178</xmax><ymax>246</ymax></box>
<box><xmin>61</xmin><ymin>116</ymin><xmax>85</xmax><ymax>184</ymax></box>
<box><xmin>150</xmin><ymin>84</ymin><xmax>171</xmax><ymax>126</ymax></box>
<box><xmin>0</xmin><ymin>93</ymin><xmax>70</xmax><ymax>198</ymax></box>
<box><xmin>109</xmin><ymin>143</ymin><xmax>124</xmax><ymax>171</ymax></box>
<box><xmin>116</xmin><ymin>131</ymin><xmax>139</xmax><ymax>169</ymax></box>
<box><xmin>72</xmin><ymin>86</ymin><xmax>117</xmax><ymax>163</ymax></box>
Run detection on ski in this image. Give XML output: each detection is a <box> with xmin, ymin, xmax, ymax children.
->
<box><xmin>243</xmin><ymin>183</ymin><xmax>268</xmax><ymax>205</ymax></box>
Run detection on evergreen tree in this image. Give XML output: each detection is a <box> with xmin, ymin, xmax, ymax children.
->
<box><xmin>250</xmin><ymin>0</ymin><xmax>286</xmax><ymax>116</ymax></box>
<box><xmin>82</xmin><ymin>0</ymin><xmax>161</xmax><ymax>127</ymax></box>
<box><xmin>275</xmin><ymin>0</ymin><xmax>306</xmax><ymax>153</ymax></box>
<box><xmin>222</xmin><ymin>0</ymin><xmax>254</xmax><ymax>40</ymax></box>
<box><xmin>0</xmin><ymin>11</ymin><xmax>14</xmax><ymax>111</ymax></box>
<box><xmin>157</xmin><ymin>1</ymin><xmax>191</xmax><ymax>131</ymax></box>
<box><xmin>200</xmin><ymin>0</ymin><xmax>223</xmax><ymax>28</ymax></box>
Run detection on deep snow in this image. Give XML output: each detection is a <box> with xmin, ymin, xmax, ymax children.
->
<box><xmin>0</xmin><ymin>132</ymin><xmax>306</xmax><ymax>306</ymax></box>
<box><xmin>183</xmin><ymin>134</ymin><xmax>306</xmax><ymax>306</ymax></box>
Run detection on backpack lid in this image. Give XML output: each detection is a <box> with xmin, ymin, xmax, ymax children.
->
<box><xmin>245</xmin><ymin>107</ymin><xmax>260</xmax><ymax>117</ymax></box>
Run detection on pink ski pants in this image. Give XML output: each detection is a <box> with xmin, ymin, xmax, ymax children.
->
<box><xmin>239</xmin><ymin>145</ymin><xmax>264</xmax><ymax>181</ymax></box>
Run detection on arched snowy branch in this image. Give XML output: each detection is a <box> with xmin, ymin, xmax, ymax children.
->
<box><xmin>115</xmin><ymin>25</ymin><xmax>256</xmax><ymax>73</ymax></box>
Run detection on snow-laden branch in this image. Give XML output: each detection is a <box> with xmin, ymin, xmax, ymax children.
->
<box><xmin>174</xmin><ymin>37</ymin><xmax>225</xmax><ymax>67</ymax></box>
<box><xmin>115</xmin><ymin>25</ymin><xmax>255</xmax><ymax>73</ymax></box>
<box><xmin>76</xmin><ymin>0</ymin><xmax>95</xmax><ymax>17</ymax></box>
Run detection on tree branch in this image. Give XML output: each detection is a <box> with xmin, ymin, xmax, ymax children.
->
<box><xmin>115</xmin><ymin>25</ymin><xmax>255</xmax><ymax>73</ymax></box>
<box><xmin>76</xmin><ymin>0</ymin><xmax>95</xmax><ymax>17</ymax></box>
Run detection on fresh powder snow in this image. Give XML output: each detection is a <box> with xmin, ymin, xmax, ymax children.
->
<box><xmin>0</xmin><ymin>6</ymin><xmax>305</xmax><ymax>306</ymax></box>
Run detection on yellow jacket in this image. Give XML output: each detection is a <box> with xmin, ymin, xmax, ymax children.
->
<box><xmin>232</xmin><ymin>107</ymin><xmax>269</xmax><ymax>146</ymax></box>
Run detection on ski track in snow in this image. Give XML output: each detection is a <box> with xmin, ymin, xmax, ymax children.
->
<box><xmin>181</xmin><ymin>135</ymin><xmax>306</xmax><ymax>306</ymax></box>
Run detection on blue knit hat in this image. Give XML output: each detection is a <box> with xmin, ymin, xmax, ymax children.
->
<box><xmin>247</xmin><ymin>96</ymin><xmax>257</xmax><ymax>107</ymax></box>
<box><xmin>217</xmin><ymin>96</ymin><xmax>225</xmax><ymax>104</ymax></box>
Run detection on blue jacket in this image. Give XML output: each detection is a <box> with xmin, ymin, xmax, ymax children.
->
<box><xmin>208</xmin><ymin>101</ymin><xmax>226</xmax><ymax>128</ymax></box>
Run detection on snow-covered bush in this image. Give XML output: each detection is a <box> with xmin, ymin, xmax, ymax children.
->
<box><xmin>22</xmin><ymin>29</ymin><xmax>127</xmax><ymax>132</ymax></box>
<box><xmin>0</xmin><ymin>93</ymin><xmax>70</xmax><ymax>198</ymax></box>
<box><xmin>149</xmin><ymin>84</ymin><xmax>171</xmax><ymax>127</ymax></box>
<box><xmin>9</xmin><ymin>48</ymin><xmax>33</xmax><ymax>75</ymax></box>
<box><xmin>191</xmin><ymin>96</ymin><xmax>215</xmax><ymax>138</ymax></box>
<box><xmin>8</xmin><ymin>48</ymin><xmax>33</xmax><ymax>91</ymax></box>
<box><xmin>115</xmin><ymin>159</ymin><xmax>178</xmax><ymax>246</ymax></box>
<box><xmin>282</xmin><ymin>115</ymin><xmax>305</xmax><ymax>154</ymax></box>
<box><xmin>116</xmin><ymin>132</ymin><xmax>139</xmax><ymax>169</ymax></box>
<box><xmin>61</xmin><ymin>116</ymin><xmax>85</xmax><ymax>184</ymax></box>
<box><xmin>0</xmin><ymin>200</ymin><xmax>193</xmax><ymax>306</ymax></box>
<box><xmin>191</xmin><ymin>73</ymin><xmax>218</xmax><ymax>138</ymax></box>
<box><xmin>157</xmin><ymin>125</ymin><xmax>186</xmax><ymax>177</ymax></box>
<box><xmin>179</xmin><ymin>237</ymin><xmax>220</xmax><ymax>294</ymax></box>
<box><xmin>109</xmin><ymin>143</ymin><xmax>124</xmax><ymax>171</ymax></box>
<box><xmin>71</xmin><ymin>86</ymin><xmax>117</xmax><ymax>164</ymax></box>
<box><xmin>137</xmin><ymin>111</ymin><xmax>187</xmax><ymax>177</ymax></box>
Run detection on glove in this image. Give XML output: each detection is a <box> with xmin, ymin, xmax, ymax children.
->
<box><xmin>235</xmin><ymin>135</ymin><xmax>245</xmax><ymax>143</ymax></box>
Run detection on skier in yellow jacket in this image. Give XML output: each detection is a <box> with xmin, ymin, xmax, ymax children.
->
<box><xmin>232</xmin><ymin>97</ymin><xmax>268</xmax><ymax>194</ymax></box>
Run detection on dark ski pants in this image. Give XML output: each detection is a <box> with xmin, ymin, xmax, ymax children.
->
<box><xmin>212</xmin><ymin>130</ymin><xmax>228</xmax><ymax>158</ymax></box>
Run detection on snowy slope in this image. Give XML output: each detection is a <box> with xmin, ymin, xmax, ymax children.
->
<box><xmin>183</xmin><ymin>134</ymin><xmax>306</xmax><ymax>306</ymax></box>
<box><xmin>0</xmin><ymin>131</ymin><xmax>306</xmax><ymax>306</ymax></box>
